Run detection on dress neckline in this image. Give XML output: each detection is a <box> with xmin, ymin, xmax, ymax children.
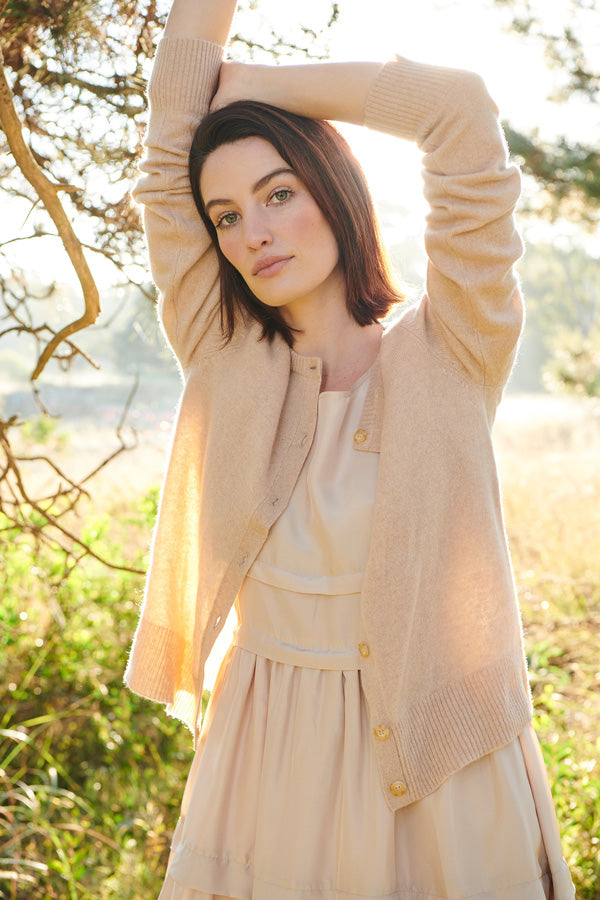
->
<box><xmin>319</xmin><ymin>362</ymin><xmax>375</xmax><ymax>398</ymax></box>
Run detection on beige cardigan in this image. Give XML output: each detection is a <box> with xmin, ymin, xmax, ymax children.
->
<box><xmin>125</xmin><ymin>37</ymin><xmax>530</xmax><ymax>811</ymax></box>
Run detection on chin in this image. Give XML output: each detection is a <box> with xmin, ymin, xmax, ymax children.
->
<box><xmin>249</xmin><ymin>284</ymin><xmax>300</xmax><ymax>310</ymax></box>
<box><xmin>253</xmin><ymin>293</ymin><xmax>293</xmax><ymax>311</ymax></box>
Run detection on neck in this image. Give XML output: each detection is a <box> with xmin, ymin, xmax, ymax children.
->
<box><xmin>283</xmin><ymin>276</ymin><xmax>383</xmax><ymax>391</ymax></box>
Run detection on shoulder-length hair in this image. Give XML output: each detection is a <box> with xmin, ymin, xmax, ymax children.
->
<box><xmin>189</xmin><ymin>100</ymin><xmax>402</xmax><ymax>346</ymax></box>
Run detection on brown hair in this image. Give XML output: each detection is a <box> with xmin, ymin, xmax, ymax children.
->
<box><xmin>189</xmin><ymin>101</ymin><xmax>402</xmax><ymax>346</ymax></box>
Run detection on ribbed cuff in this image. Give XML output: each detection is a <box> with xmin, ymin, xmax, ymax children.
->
<box><xmin>364</xmin><ymin>56</ymin><xmax>458</xmax><ymax>144</ymax></box>
<box><xmin>148</xmin><ymin>37</ymin><xmax>224</xmax><ymax>112</ymax></box>
<box><xmin>124</xmin><ymin>618</ymin><xmax>182</xmax><ymax>704</ymax></box>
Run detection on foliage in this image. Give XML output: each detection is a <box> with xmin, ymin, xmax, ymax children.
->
<box><xmin>0</xmin><ymin>488</ymin><xmax>198</xmax><ymax>899</ymax></box>
<box><xmin>494</xmin><ymin>0</ymin><xmax>600</xmax><ymax>228</ymax></box>
<box><xmin>544</xmin><ymin>329</ymin><xmax>600</xmax><ymax>398</ymax></box>
<box><xmin>505</xmin><ymin>125</ymin><xmax>600</xmax><ymax>228</ymax></box>
<box><xmin>529</xmin><ymin>649</ymin><xmax>600</xmax><ymax>897</ymax></box>
<box><xmin>514</xmin><ymin>240</ymin><xmax>600</xmax><ymax>396</ymax></box>
<box><xmin>1</xmin><ymin>0</ymin><xmax>156</xmax><ymax>274</ymax></box>
<box><xmin>19</xmin><ymin>415</ymin><xmax>69</xmax><ymax>448</ymax></box>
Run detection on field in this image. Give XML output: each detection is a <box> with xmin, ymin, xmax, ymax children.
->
<box><xmin>1</xmin><ymin>391</ymin><xmax>599</xmax><ymax>899</ymax></box>
<box><xmin>494</xmin><ymin>394</ymin><xmax>600</xmax><ymax>897</ymax></box>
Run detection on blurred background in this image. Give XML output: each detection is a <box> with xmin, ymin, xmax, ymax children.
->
<box><xmin>1</xmin><ymin>1</ymin><xmax>599</xmax><ymax>897</ymax></box>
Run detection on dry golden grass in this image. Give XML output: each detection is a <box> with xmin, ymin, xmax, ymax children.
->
<box><xmin>494</xmin><ymin>394</ymin><xmax>600</xmax><ymax>895</ymax></box>
<box><xmin>495</xmin><ymin>394</ymin><xmax>600</xmax><ymax>737</ymax></box>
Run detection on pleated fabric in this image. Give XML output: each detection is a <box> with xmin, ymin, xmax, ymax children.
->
<box><xmin>158</xmin><ymin>372</ymin><xmax>574</xmax><ymax>900</ymax></box>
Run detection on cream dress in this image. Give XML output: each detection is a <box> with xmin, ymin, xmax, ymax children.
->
<box><xmin>158</xmin><ymin>369</ymin><xmax>575</xmax><ymax>900</ymax></box>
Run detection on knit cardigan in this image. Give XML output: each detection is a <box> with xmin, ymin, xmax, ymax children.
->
<box><xmin>124</xmin><ymin>37</ymin><xmax>530</xmax><ymax>811</ymax></box>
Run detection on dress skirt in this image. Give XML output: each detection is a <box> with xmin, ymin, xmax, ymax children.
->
<box><xmin>158</xmin><ymin>376</ymin><xmax>574</xmax><ymax>900</ymax></box>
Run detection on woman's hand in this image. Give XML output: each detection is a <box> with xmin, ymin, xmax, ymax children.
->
<box><xmin>210</xmin><ymin>61</ymin><xmax>271</xmax><ymax>111</ymax></box>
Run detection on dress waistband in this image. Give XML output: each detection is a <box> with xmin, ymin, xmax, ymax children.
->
<box><xmin>234</xmin><ymin>575</ymin><xmax>363</xmax><ymax>670</ymax></box>
<box><xmin>232</xmin><ymin>623</ymin><xmax>362</xmax><ymax>670</ymax></box>
<box><xmin>247</xmin><ymin>559</ymin><xmax>364</xmax><ymax>595</ymax></box>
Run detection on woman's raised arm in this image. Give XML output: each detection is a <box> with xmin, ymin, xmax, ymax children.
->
<box><xmin>210</xmin><ymin>61</ymin><xmax>382</xmax><ymax>124</ymax></box>
<box><xmin>165</xmin><ymin>0</ymin><xmax>236</xmax><ymax>43</ymax></box>
<box><xmin>132</xmin><ymin>1</ymin><xmax>237</xmax><ymax>372</ymax></box>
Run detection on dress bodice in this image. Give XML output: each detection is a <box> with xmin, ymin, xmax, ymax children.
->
<box><xmin>233</xmin><ymin>368</ymin><xmax>379</xmax><ymax>669</ymax></box>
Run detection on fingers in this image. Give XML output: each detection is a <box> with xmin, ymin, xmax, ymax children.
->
<box><xmin>209</xmin><ymin>61</ymin><xmax>272</xmax><ymax>112</ymax></box>
<box><xmin>209</xmin><ymin>61</ymin><xmax>237</xmax><ymax>112</ymax></box>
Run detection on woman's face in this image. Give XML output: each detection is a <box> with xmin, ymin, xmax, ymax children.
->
<box><xmin>200</xmin><ymin>137</ymin><xmax>342</xmax><ymax>316</ymax></box>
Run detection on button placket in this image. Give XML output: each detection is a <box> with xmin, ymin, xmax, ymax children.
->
<box><xmin>358</xmin><ymin>629</ymin><xmax>408</xmax><ymax>805</ymax></box>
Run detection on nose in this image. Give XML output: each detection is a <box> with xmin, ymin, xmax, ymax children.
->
<box><xmin>243</xmin><ymin>209</ymin><xmax>273</xmax><ymax>251</ymax></box>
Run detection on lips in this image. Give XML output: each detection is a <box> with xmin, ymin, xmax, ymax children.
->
<box><xmin>252</xmin><ymin>255</ymin><xmax>292</xmax><ymax>277</ymax></box>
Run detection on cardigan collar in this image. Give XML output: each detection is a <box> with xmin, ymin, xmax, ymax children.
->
<box><xmin>289</xmin><ymin>333</ymin><xmax>384</xmax><ymax>455</ymax></box>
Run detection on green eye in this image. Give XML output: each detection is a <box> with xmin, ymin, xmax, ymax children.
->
<box><xmin>271</xmin><ymin>189</ymin><xmax>291</xmax><ymax>203</ymax></box>
<box><xmin>216</xmin><ymin>212</ymin><xmax>239</xmax><ymax>228</ymax></box>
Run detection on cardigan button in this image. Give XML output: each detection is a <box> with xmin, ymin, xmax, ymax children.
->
<box><xmin>353</xmin><ymin>428</ymin><xmax>367</xmax><ymax>444</ymax></box>
<box><xmin>390</xmin><ymin>780</ymin><xmax>407</xmax><ymax>797</ymax></box>
<box><xmin>373</xmin><ymin>725</ymin><xmax>390</xmax><ymax>741</ymax></box>
<box><xmin>358</xmin><ymin>642</ymin><xmax>369</xmax><ymax>658</ymax></box>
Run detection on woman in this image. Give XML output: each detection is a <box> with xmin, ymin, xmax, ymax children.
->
<box><xmin>125</xmin><ymin>1</ymin><xmax>575</xmax><ymax>898</ymax></box>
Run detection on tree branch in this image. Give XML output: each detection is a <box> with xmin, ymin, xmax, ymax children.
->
<box><xmin>0</xmin><ymin>49</ymin><xmax>100</xmax><ymax>381</ymax></box>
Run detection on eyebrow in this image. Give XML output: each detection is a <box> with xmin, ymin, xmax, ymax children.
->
<box><xmin>204</xmin><ymin>167</ymin><xmax>295</xmax><ymax>214</ymax></box>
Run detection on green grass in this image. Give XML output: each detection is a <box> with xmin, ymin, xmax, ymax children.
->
<box><xmin>1</xmin><ymin>422</ymin><xmax>599</xmax><ymax>898</ymax></box>
<box><xmin>0</xmin><ymin>501</ymin><xmax>192</xmax><ymax>899</ymax></box>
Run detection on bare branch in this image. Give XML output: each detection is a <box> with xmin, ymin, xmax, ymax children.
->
<box><xmin>0</xmin><ymin>49</ymin><xmax>100</xmax><ymax>381</ymax></box>
<box><xmin>0</xmin><ymin>398</ymin><xmax>145</xmax><ymax>578</ymax></box>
